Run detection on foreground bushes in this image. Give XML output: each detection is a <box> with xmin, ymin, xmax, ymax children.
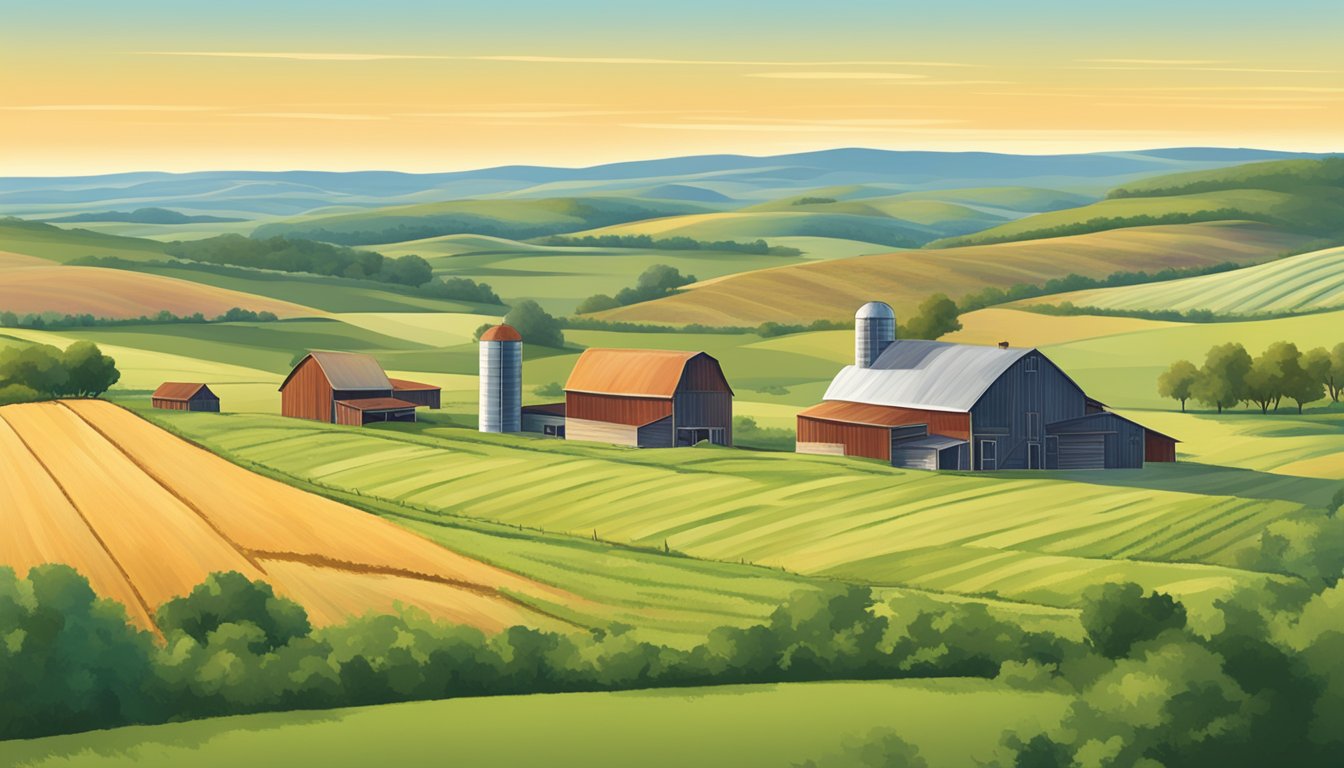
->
<box><xmin>0</xmin><ymin>567</ymin><xmax>1071</xmax><ymax>741</ymax></box>
<box><xmin>0</xmin><ymin>341</ymin><xmax>119</xmax><ymax>404</ymax></box>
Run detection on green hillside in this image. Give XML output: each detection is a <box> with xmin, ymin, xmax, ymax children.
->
<box><xmin>252</xmin><ymin>197</ymin><xmax>713</xmax><ymax>245</ymax></box>
<box><xmin>1022</xmin><ymin>244</ymin><xmax>1344</xmax><ymax>317</ymax></box>
<box><xmin>0</xmin><ymin>218</ymin><xmax>168</xmax><ymax>262</ymax></box>
<box><xmin>573</xmin><ymin>210</ymin><xmax>933</xmax><ymax>248</ymax></box>
<box><xmin>0</xmin><ymin>680</ymin><xmax>1069</xmax><ymax>768</ymax></box>
<box><xmin>932</xmin><ymin>157</ymin><xmax>1344</xmax><ymax>247</ymax></box>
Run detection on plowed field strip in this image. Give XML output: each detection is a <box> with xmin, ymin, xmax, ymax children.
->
<box><xmin>0</xmin><ymin>413</ymin><xmax>158</xmax><ymax>633</ymax></box>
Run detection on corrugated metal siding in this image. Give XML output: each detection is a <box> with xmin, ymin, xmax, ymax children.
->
<box><xmin>797</xmin><ymin>416</ymin><xmax>891</xmax><ymax>461</ymax></box>
<box><xmin>678</xmin><ymin>354</ymin><xmax>733</xmax><ymax>393</ymax></box>
<box><xmin>1058</xmin><ymin>434</ymin><xmax>1105</xmax><ymax>469</ymax></box>
<box><xmin>1146</xmin><ymin>431</ymin><xmax>1177</xmax><ymax>462</ymax></box>
<box><xmin>672</xmin><ymin>391</ymin><xmax>733</xmax><ymax>445</ymax></box>
<box><xmin>566</xmin><ymin>349</ymin><xmax>697</xmax><ymax>397</ymax></box>
<box><xmin>151</xmin><ymin>398</ymin><xmax>188</xmax><ymax>411</ymax></box>
<box><xmin>522</xmin><ymin>412</ymin><xmax>566</xmax><ymax>435</ymax></box>
<box><xmin>1046</xmin><ymin>412</ymin><xmax>1146</xmax><ymax>469</ymax></box>
<box><xmin>971</xmin><ymin>351</ymin><xmax>1087</xmax><ymax>470</ymax></box>
<box><xmin>892</xmin><ymin>446</ymin><xmax>937</xmax><ymax>470</ymax></box>
<box><xmin>479</xmin><ymin>340</ymin><xmax>521</xmax><ymax>432</ymax></box>
<box><xmin>306</xmin><ymin>351</ymin><xmax>391</xmax><ymax>390</ymax></box>
<box><xmin>637</xmin><ymin>416</ymin><xmax>675</xmax><ymax>448</ymax></box>
<box><xmin>281</xmin><ymin>356</ymin><xmax>334</xmax><ymax>422</ymax></box>
<box><xmin>565</xmin><ymin>417</ymin><xmax>639</xmax><ymax>446</ymax></box>
<box><xmin>798</xmin><ymin>402</ymin><xmax>971</xmax><ymax>438</ymax></box>
<box><xmin>824</xmin><ymin>340</ymin><xmax>1032</xmax><ymax>412</ymax></box>
<box><xmin>567</xmin><ymin>392</ymin><xmax>672</xmax><ymax>426</ymax></box>
<box><xmin>393</xmin><ymin>388</ymin><xmax>440</xmax><ymax>409</ymax></box>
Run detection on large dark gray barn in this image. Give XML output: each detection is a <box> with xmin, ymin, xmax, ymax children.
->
<box><xmin>797</xmin><ymin>302</ymin><xmax>1177</xmax><ymax>470</ymax></box>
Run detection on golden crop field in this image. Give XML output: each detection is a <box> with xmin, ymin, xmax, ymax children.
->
<box><xmin>0</xmin><ymin>400</ymin><xmax>559</xmax><ymax>634</ymax></box>
<box><xmin>0</xmin><ymin>264</ymin><xmax>315</xmax><ymax>319</ymax></box>
<box><xmin>594</xmin><ymin>222</ymin><xmax>1311</xmax><ymax>326</ymax></box>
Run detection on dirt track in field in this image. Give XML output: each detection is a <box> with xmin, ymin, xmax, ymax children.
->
<box><xmin>0</xmin><ymin>400</ymin><xmax>568</xmax><ymax>635</ymax></box>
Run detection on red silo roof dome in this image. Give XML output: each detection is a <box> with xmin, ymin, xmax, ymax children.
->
<box><xmin>480</xmin><ymin>324</ymin><xmax>522</xmax><ymax>342</ymax></box>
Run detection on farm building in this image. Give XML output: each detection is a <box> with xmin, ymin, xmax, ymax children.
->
<box><xmin>797</xmin><ymin>301</ymin><xmax>1177</xmax><ymax>470</ymax></box>
<box><xmin>151</xmin><ymin>382</ymin><xmax>220</xmax><ymax>412</ymax></box>
<box><xmin>521</xmin><ymin>403</ymin><xmax>567</xmax><ymax>437</ymax></box>
<box><xmin>479</xmin><ymin>324</ymin><xmax>522</xmax><ymax>433</ymax></box>
<box><xmin>554</xmin><ymin>348</ymin><xmax>734</xmax><ymax>448</ymax></box>
<box><xmin>279</xmin><ymin>351</ymin><xmax>439</xmax><ymax>426</ymax></box>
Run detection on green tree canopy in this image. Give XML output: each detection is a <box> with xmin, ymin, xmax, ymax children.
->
<box><xmin>1191</xmin><ymin>342</ymin><xmax>1251</xmax><ymax>413</ymax></box>
<box><xmin>900</xmin><ymin>293</ymin><xmax>962</xmax><ymax>340</ymax></box>
<box><xmin>1158</xmin><ymin>359</ymin><xmax>1199</xmax><ymax>412</ymax></box>
<box><xmin>504</xmin><ymin>300</ymin><xmax>565</xmax><ymax>348</ymax></box>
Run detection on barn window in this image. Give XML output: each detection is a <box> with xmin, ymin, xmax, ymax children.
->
<box><xmin>1025</xmin><ymin>356</ymin><xmax>1038</xmax><ymax>373</ymax></box>
<box><xmin>1027</xmin><ymin>412</ymin><xmax>1041</xmax><ymax>440</ymax></box>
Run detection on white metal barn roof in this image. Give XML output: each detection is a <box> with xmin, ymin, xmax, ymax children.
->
<box><xmin>822</xmin><ymin>339</ymin><xmax>1033</xmax><ymax>413</ymax></box>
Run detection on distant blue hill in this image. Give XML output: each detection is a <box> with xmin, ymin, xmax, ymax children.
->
<box><xmin>45</xmin><ymin>207</ymin><xmax>245</xmax><ymax>224</ymax></box>
<box><xmin>0</xmin><ymin>147</ymin><xmax>1333</xmax><ymax>219</ymax></box>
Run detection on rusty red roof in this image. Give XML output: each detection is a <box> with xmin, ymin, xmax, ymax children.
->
<box><xmin>521</xmin><ymin>402</ymin><xmax>566</xmax><ymax>416</ymax></box>
<box><xmin>389</xmin><ymin>378</ymin><xmax>440</xmax><ymax>392</ymax></box>
<box><xmin>279</xmin><ymin>351</ymin><xmax>391</xmax><ymax>392</ymax></box>
<box><xmin>334</xmin><ymin>397</ymin><xmax>420</xmax><ymax>412</ymax></box>
<box><xmin>565</xmin><ymin>348</ymin><xmax>710</xmax><ymax>398</ymax></box>
<box><xmin>152</xmin><ymin>382</ymin><xmax>215</xmax><ymax>401</ymax></box>
<box><xmin>797</xmin><ymin>400</ymin><xmax>944</xmax><ymax>427</ymax></box>
<box><xmin>480</xmin><ymin>324</ymin><xmax>522</xmax><ymax>342</ymax></box>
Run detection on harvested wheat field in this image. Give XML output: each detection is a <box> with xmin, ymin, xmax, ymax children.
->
<box><xmin>0</xmin><ymin>400</ymin><xmax>565</xmax><ymax>634</ymax></box>
<box><xmin>0</xmin><ymin>264</ymin><xmax>314</xmax><ymax>319</ymax></box>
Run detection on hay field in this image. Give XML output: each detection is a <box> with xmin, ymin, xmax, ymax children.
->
<box><xmin>0</xmin><ymin>400</ymin><xmax>559</xmax><ymax>632</ymax></box>
<box><xmin>0</xmin><ymin>264</ymin><xmax>315</xmax><ymax>319</ymax></box>
<box><xmin>1017</xmin><ymin>245</ymin><xmax>1344</xmax><ymax>316</ymax></box>
<box><xmin>592</xmin><ymin>222</ymin><xmax>1311</xmax><ymax>326</ymax></box>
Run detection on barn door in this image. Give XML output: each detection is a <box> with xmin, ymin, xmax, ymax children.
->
<box><xmin>1058</xmin><ymin>434</ymin><xmax>1105</xmax><ymax>469</ymax></box>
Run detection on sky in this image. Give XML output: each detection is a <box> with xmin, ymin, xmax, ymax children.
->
<box><xmin>1</xmin><ymin>0</ymin><xmax>1341</xmax><ymax>174</ymax></box>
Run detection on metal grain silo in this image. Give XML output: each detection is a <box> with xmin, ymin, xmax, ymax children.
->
<box><xmin>855</xmin><ymin>301</ymin><xmax>896</xmax><ymax>368</ymax></box>
<box><xmin>479</xmin><ymin>324</ymin><xmax>522</xmax><ymax>432</ymax></box>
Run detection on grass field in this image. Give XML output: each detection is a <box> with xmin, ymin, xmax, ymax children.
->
<box><xmin>0</xmin><ymin>219</ymin><xmax>167</xmax><ymax>263</ymax></box>
<box><xmin>594</xmin><ymin>222</ymin><xmax>1312</xmax><ymax>326</ymax></box>
<box><xmin>1020</xmin><ymin>244</ymin><xmax>1344</xmax><ymax>316</ymax></box>
<box><xmin>0</xmin><ymin>679</ymin><xmax>1070</xmax><ymax>768</ymax></box>
<box><xmin>130</xmin><ymin>403</ymin><xmax>1327</xmax><ymax>623</ymax></box>
<box><xmin>0</xmin><ymin>400</ymin><xmax>564</xmax><ymax>632</ymax></box>
<box><xmin>574</xmin><ymin>209</ymin><xmax>933</xmax><ymax>248</ymax></box>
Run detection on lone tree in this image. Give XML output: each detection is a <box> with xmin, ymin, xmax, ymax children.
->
<box><xmin>504</xmin><ymin>300</ymin><xmax>565</xmax><ymax>348</ymax></box>
<box><xmin>901</xmin><ymin>293</ymin><xmax>962</xmax><ymax>340</ymax></box>
<box><xmin>1158</xmin><ymin>359</ymin><xmax>1199</xmax><ymax>412</ymax></box>
<box><xmin>1191</xmin><ymin>342</ymin><xmax>1251</xmax><ymax>413</ymax></box>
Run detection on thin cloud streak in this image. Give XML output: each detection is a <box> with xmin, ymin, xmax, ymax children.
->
<box><xmin>234</xmin><ymin>112</ymin><xmax>387</xmax><ymax>121</ymax></box>
<box><xmin>132</xmin><ymin>51</ymin><xmax>972</xmax><ymax>67</ymax></box>
<box><xmin>2</xmin><ymin>104</ymin><xmax>221</xmax><ymax>111</ymax></box>
<box><xmin>746</xmin><ymin>72</ymin><xmax>927</xmax><ymax>80</ymax></box>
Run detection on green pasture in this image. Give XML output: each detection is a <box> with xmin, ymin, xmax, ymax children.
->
<box><xmin>0</xmin><ymin>219</ymin><xmax>167</xmax><ymax>262</ymax></box>
<box><xmin>0</xmin><ymin>680</ymin><xmax>1069</xmax><ymax>768</ymax></box>
<box><xmin>1028</xmin><ymin>245</ymin><xmax>1344</xmax><ymax>316</ymax></box>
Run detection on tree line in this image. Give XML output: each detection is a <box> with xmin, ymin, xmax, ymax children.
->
<box><xmin>575</xmin><ymin>264</ymin><xmax>700</xmax><ymax>314</ymax></box>
<box><xmin>1159</xmin><ymin>341</ymin><xmax>1344</xmax><ymax>413</ymax></box>
<box><xmin>0</xmin><ymin>306</ymin><xmax>279</xmax><ymax>331</ymax></box>
<box><xmin>163</xmin><ymin>234</ymin><xmax>436</xmax><ymax>287</ymax></box>
<box><xmin>535</xmin><ymin>234</ymin><xmax>801</xmax><ymax>256</ymax></box>
<box><xmin>4</xmin><ymin>518</ymin><xmax>1343</xmax><ymax>768</ymax></box>
<box><xmin>0</xmin><ymin>341</ymin><xmax>120</xmax><ymax>404</ymax></box>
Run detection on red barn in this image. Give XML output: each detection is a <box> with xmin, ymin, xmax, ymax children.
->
<box><xmin>151</xmin><ymin>382</ymin><xmax>220</xmax><ymax>412</ymax></box>
<box><xmin>279</xmin><ymin>351</ymin><xmax>438</xmax><ymax>426</ymax></box>
<box><xmin>563</xmin><ymin>349</ymin><xmax>733</xmax><ymax>448</ymax></box>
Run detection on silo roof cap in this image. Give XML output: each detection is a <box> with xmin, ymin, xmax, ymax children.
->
<box><xmin>855</xmin><ymin>301</ymin><xmax>895</xmax><ymax>320</ymax></box>
<box><xmin>480</xmin><ymin>324</ymin><xmax>522</xmax><ymax>342</ymax></box>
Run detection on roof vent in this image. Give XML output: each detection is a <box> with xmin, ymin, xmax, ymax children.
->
<box><xmin>998</xmin><ymin>341</ymin><xmax>1010</xmax><ymax>350</ymax></box>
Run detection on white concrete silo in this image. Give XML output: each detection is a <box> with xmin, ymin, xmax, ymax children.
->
<box><xmin>854</xmin><ymin>301</ymin><xmax>896</xmax><ymax>368</ymax></box>
<box><xmin>479</xmin><ymin>324</ymin><xmax>522</xmax><ymax>432</ymax></box>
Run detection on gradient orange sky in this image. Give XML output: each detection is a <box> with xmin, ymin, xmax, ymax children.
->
<box><xmin>2</xmin><ymin>1</ymin><xmax>1341</xmax><ymax>174</ymax></box>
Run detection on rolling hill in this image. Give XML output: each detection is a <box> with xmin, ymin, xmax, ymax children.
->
<box><xmin>570</xmin><ymin>210</ymin><xmax>932</xmax><ymax>248</ymax></box>
<box><xmin>0</xmin><ymin>263</ymin><xmax>317</xmax><ymax>319</ymax></box>
<box><xmin>0</xmin><ymin>399</ymin><xmax>564</xmax><ymax>633</ymax></box>
<box><xmin>252</xmin><ymin>197</ymin><xmax>719</xmax><ymax>245</ymax></box>
<box><xmin>592</xmin><ymin>222</ymin><xmax>1313</xmax><ymax>326</ymax></box>
<box><xmin>1018</xmin><ymin>244</ymin><xmax>1344</xmax><ymax>316</ymax></box>
<box><xmin>933</xmin><ymin>157</ymin><xmax>1344</xmax><ymax>247</ymax></box>
<box><xmin>0</xmin><ymin>217</ymin><xmax>167</xmax><ymax>262</ymax></box>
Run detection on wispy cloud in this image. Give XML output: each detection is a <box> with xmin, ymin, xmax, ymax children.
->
<box><xmin>1080</xmin><ymin>66</ymin><xmax>1333</xmax><ymax>74</ymax></box>
<box><xmin>1082</xmin><ymin>58</ymin><xmax>1223</xmax><ymax>65</ymax></box>
<box><xmin>132</xmin><ymin>51</ymin><xmax>972</xmax><ymax>67</ymax></box>
<box><xmin>1</xmin><ymin>104</ymin><xmax>220</xmax><ymax>111</ymax></box>
<box><xmin>746</xmin><ymin>72</ymin><xmax>927</xmax><ymax>80</ymax></box>
<box><xmin>234</xmin><ymin>112</ymin><xmax>386</xmax><ymax>121</ymax></box>
<box><xmin>397</xmin><ymin>110</ymin><xmax>656</xmax><ymax>119</ymax></box>
<box><xmin>624</xmin><ymin>117</ymin><xmax>962</xmax><ymax>133</ymax></box>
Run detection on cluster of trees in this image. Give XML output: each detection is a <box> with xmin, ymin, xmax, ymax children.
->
<box><xmin>791</xmin><ymin>196</ymin><xmax>838</xmax><ymax>206</ymax></box>
<box><xmin>535</xmin><ymin>234</ymin><xmax>800</xmax><ymax>256</ymax></box>
<box><xmin>419</xmin><ymin>276</ymin><xmax>501</xmax><ymax>304</ymax></box>
<box><xmin>474</xmin><ymin>300</ymin><xmax>566</xmax><ymax>348</ymax></box>
<box><xmin>164</xmin><ymin>235</ymin><xmax>435</xmax><ymax>287</ymax></box>
<box><xmin>0</xmin><ymin>306</ymin><xmax>280</xmax><ymax>330</ymax></box>
<box><xmin>0</xmin><ymin>567</ymin><xmax>1073</xmax><ymax>741</ymax></box>
<box><xmin>0</xmin><ymin>341</ymin><xmax>119</xmax><ymax>404</ymax></box>
<box><xmin>1159</xmin><ymin>341</ymin><xmax>1344</xmax><ymax>413</ymax></box>
<box><xmin>957</xmin><ymin>262</ymin><xmax>1242</xmax><ymax>314</ymax></box>
<box><xmin>732</xmin><ymin>415</ymin><xmax>795</xmax><ymax>451</ymax></box>
<box><xmin>575</xmin><ymin>265</ymin><xmax>698</xmax><ymax>314</ymax></box>
<box><xmin>7</xmin><ymin>535</ymin><xmax>1344</xmax><ymax>767</ymax></box>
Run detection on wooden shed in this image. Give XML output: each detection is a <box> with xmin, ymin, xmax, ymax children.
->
<box><xmin>389</xmin><ymin>378</ymin><xmax>442</xmax><ymax>409</ymax></box>
<box><xmin>334</xmin><ymin>397</ymin><xmax>419</xmax><ymax>426</ymax></box>
<box><xmin>151</xmin><ymin>382</ymin><xmax>220</xmax><ymax>412</ymax></box>
<box><xmin>563</xmin><ymin>349</ymin><xmax>733</xmax><ymax>448</ymax></box>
